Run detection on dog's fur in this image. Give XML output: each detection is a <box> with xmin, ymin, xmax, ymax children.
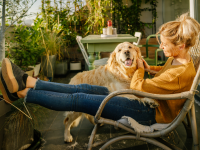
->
<box><xmin>63</xmin><ymin>42</ymin><xmax>158</xmax><ymax>142</ymax></box>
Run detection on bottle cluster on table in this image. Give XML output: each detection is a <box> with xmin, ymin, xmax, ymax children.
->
<box><xmin>102</xmin><ymin>20</ymin><xmax>117</xmax><ymax>36</ymax></box>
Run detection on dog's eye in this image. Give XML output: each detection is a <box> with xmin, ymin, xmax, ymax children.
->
<box><xmin>129</xmin><ymin>46</ymin><xmax>132</xmax><ymax>48</ymax></box>
<box><xmin>118</xmin><ymin>49</ymin><xmax>121</xmax><ymax>52</ymax></box>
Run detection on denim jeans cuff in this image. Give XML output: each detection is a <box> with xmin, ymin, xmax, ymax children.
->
<box><xmin>24</xmin><ymin>88</ymin><xmax>31</xmax><ymax>103</ymax></box>
<box><xmin>33</xmin><ymin>78</ymin><xmax>40</xmax><ymax>90</ymax></box>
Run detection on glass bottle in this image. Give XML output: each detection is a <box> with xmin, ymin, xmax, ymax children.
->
<box><xmin>107</xmin><ymin>20</ymin><xmax>112</xmax><ymax>35</ymax></box>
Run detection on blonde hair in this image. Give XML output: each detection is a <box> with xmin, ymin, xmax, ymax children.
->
<box><xmin>157</xmin><ymin>12</ymin><xmax>200</xmax><ymax>50</ymax></box>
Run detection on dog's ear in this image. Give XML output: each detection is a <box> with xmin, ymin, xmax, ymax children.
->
<box><xmin>107</xmin><ymin>51</ymin><xmax>116</xmax><ymax>66</ymax></box>
<box><xmin>135</xmin><ymin>46</ymin><xmax>142</xmax><ymax>59</ymax></box>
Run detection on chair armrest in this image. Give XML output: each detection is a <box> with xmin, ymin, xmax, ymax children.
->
<box><xmin>94</xmin><ymin>89</ymin><xmax>192</xmax><ymax>121</ymax></box>
<box><xmin>136</xmin><ymin>45</ymin><xmax>145</xmax><ymax>48</ymax></box>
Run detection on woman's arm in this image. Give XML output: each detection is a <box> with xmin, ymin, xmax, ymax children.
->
<box><xmin>142</xmin><ymin>59</ymin><xmax>164</xmax><ymax>72</ymax></box>
<box><xmin>150</xmin><ymin>66</ymin><xmax>164</xmax><ymax>71</ymax></box>
<box><xmin>131</xmin><ymin>60</ymin><xmax>182</xmax><ymax>94</ymax></box>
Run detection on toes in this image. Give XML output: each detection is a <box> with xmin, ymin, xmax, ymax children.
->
<box><xmin>149</xmin><ymin>102</ymin><xmax>159</xmax><ymax>108</ymax></box>
<box><xmin>64</xmin><ymin>135</ymin><xmax>73</xmax><ymax>143</ymax></box>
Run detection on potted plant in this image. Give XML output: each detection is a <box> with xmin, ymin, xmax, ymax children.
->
<box><xmin>70</xmin><ymin>47</ymin><xmax>82</xmax><ymax>71</ymax></box>
<box><xmin>36</xmin><ymin>16</ymin><xmax>68</xmax><ymax>80</ymax></box>
<box><xmin>70</xmin><ymin>59</ymin><xmax>82</xmax><ymax>71</ymax></box>
<box><xmin>55</xmin><ymin>48</ymin><xmax>69</xmax><ymax>76</ymax></box>
<box><xmin>54</xmin><ymin>24</ymin><xmax>70</xmax><ymax>76</ymax></box>
<box><xmin>62</xmin><ymin>33</ymin><xmax>82</xmax><ymax>71</ymax></box>
<box><xmin>7</xmin><ymin>24</ymin><xmax>45</xmax><ymax>76</ymax></box>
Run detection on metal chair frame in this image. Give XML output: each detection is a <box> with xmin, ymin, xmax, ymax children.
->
<box><xmin>76</xmin><ymin>36</ymin><xmax>90</xmax><ymax>66</ymax></box>
<box><xmin>87</xmin><ymin>43</ymin><xmax>200</xmax><ymax>150</ymax></box>
<box><xmin>133</xmin><ymin>32</ymin><xmax>142</xmax><ymax>46</ymax></box>
<box><xmin>76</xmin><ymin>36</ymin><xmax>108</xmax><ymax>69</ymax></box>
<box><xmin>138</xmin><ymin>34</ymin><xmax>166</xmax><ymax>66</ymax></box>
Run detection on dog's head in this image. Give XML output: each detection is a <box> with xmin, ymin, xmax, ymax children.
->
<box><xmin>107</xmin><ymin>42</ymin><xmax>142</xmax><ymax>81</ymax></box>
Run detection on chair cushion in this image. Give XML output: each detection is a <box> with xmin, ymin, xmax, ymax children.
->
<box><xmin>117</xmin><ymin>116</ymin><xmax>170</xmax><ymax>133</ymax></box>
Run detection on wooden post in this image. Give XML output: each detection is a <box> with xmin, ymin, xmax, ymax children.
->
<box><xmin>190</xmin><ymin>0</ymin><xmax>198</xmax><ymax>20</ymax></box>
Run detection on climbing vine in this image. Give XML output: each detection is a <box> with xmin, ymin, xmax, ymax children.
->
<box><xmin>112</xmin><ymin>0</ymin><xmax>158</xmax><ymax>36</ymax></box>
<box><xmin>85</xmin><ymin>0</ymin><xmax>110</xmax><ymax>34</ymax></box>
<box><xmin>39</xmin><ymin>0</ymin><xmax>158</xmax><ymax>37</ymax></box>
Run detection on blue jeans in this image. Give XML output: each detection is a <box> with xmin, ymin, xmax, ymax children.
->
<box><xmin>25</xmin><ymin>80</ymin><xmax>156</xmax><ymax>125</ymax></box>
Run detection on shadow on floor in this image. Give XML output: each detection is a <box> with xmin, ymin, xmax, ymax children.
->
<box><xmin>36</xmin><ymin>71</ymin><xmax>200</xmax><ymax>150</ymax></box>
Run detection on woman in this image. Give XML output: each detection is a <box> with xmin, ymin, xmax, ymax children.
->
<box><xmin>0</xmin><ymin>13</ymin><xmax>199</xmax><ymax>125</ymax></box>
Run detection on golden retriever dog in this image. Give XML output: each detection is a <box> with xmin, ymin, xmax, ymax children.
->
<box><xmin>63</xmin><ymin>42</ymin><xmax>158</xmax><ymax>142</ymax></box>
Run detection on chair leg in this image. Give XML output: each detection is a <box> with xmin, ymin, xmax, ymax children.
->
<box><xmin>186</xmin><ymin>113</ymin><xmax>191</xmax><ymax>128</ymax></box>
<box><xmin>87</xmin><ymin>124</ymin><xmax>98</xmax><ymax>150</ymax></box>
<box><xmin>190</xmin><ymin>104</ymin><xmax>199</xmax><ymax>150</ymax></box>
<box><xmin>182</xmin><ymin>113</ymin><xmax>193</xmax><ymax>138</ymax></box>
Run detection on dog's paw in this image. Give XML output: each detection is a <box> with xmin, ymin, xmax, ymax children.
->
<box><xmin>142</xmin><ymin>97</ymin><xmax>159</xmax><ymax>108</ymax></box>
<box><xmin>64</xmin><ymin>134</ymin><xmax>73</xmax><ymax>143</ymax></box>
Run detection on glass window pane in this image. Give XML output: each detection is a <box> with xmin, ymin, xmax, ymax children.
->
<box><xmin>163</xmin><ymin>0</ymin><xmax>189</xmax><ymax>23</ymax></box>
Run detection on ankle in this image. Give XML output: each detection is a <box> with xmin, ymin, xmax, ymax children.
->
<box><xmin>17</xmin><ymin>88</ymin><xmax>29</xmax><ymax>98</ymax></box>
<box><xmin>17</xmin><ymin>91</ymin><xmax>24</xmax><ymax>98</ymax></box>
<box><xmin>26</xmin><ymin>76</ymin><xmax>37</xmax><ymax>88</ymax></box>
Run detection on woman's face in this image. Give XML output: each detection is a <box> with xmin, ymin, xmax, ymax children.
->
<box><xmin>160</xmin><ymin>35</ymin><xmax>180</xmax><ymax>57</ymax></box>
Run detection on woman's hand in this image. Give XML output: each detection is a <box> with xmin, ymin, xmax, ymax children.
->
<box><xmin>137</xmin><ymin>59</ymin><xmax>144</xmax><ymax>69</ymax></box>
<box><xmin>142</xmin><ymin>59</ymin><xmax>150</xmax><ymax>70</ymax></box>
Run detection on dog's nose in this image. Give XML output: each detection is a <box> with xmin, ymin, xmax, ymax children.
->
<box><xmin>124</xmin><ymin>50</ymin><xmax>130</xmax><ymax>55</ymax></box>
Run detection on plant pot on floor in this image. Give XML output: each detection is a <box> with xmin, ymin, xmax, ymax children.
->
<box><xmin>41</xmin><ymin>55</ymin><xmax>56</xmax><ymax>81</ymax></box>
<box><xmin>28</xmin><ymin>63</ymin><xmax>41</xmax><ymax>77</ymax></box>
<box><xmin>55</xmin><ymin>60</ymin><xmax>69</xmax><ymax>75</ymax></box>
<box><xmin>25</xmin><ymin>68</ymin><xmax>34</xmax><ymax>77</ymax></box>
<box><xmin>70</xmin><ymin>61</ymin><xmax>81</xmax><ymax>71</ymax></box>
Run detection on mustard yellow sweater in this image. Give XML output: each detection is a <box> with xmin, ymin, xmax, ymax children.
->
<box><xmin>130</xmin><ymin>57</ymin><xmax>196</xmax><ymax>123</ymax></box>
